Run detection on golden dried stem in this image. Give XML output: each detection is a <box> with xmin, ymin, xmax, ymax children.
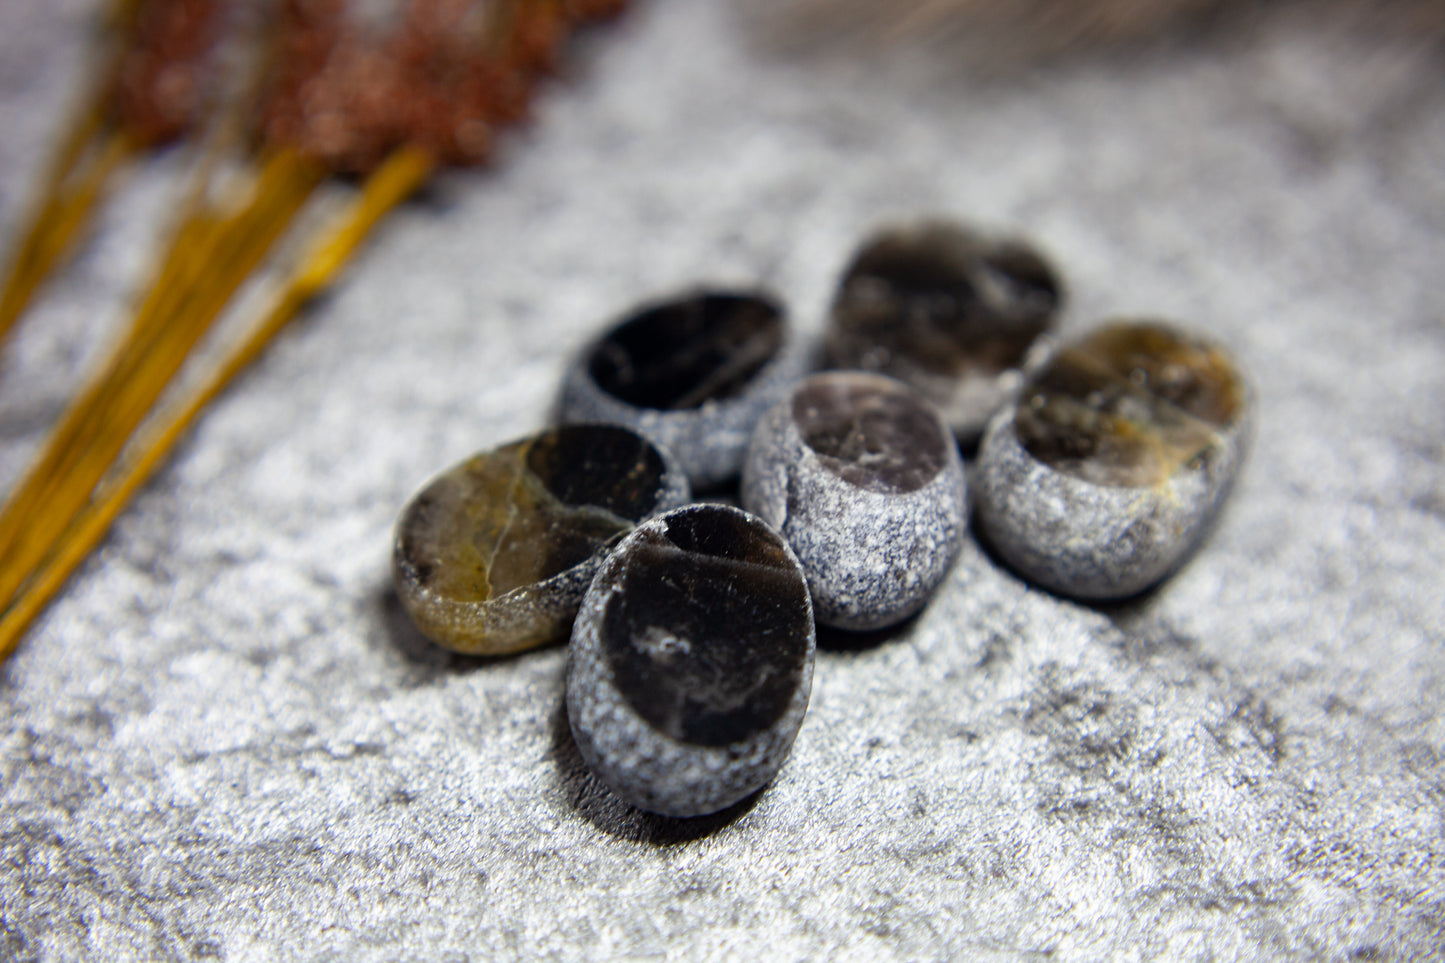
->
<box><xmin>0</xmin><ymin>131</ymin><xmax>138</xmax><ymax>349</ymax></box>
<box><xmin>0</xmin><ymin>150</ymin><xmax>312</xmax><ymax>524</ymax></box>
<box><xmin>0</xmin><ymin>150</ymin><xmax>315</xmax><ymax>563</ymax></box>
<box><xmin>0</xmin><ymin>144</ymin><xmax>434</xmax><ymax>662</ymax></box>
<box><xmin>0</xmin><ymin>0</ymin><xmax>159</xmax><ymax>351</ymax></box>
<box><xmin>0</xmin><ymin>149</ymin><xmax>323</xmax><ymax>615</ymax></box>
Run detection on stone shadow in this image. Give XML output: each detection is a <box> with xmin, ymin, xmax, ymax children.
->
<box><xmin>814</xmin><ymin>611</ymin><xmax>921</xmax><ymax>654</ymax></box>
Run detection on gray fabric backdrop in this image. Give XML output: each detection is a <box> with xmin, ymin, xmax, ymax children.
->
<box><xmin>1</xmin><ymin>1</ymin><xmax>1443</xmax><ymax>959</ymax></box>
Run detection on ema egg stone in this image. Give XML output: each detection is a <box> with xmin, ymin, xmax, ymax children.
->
<box><xmin>567</xmin><ymin>503</ymin><xmax>816</xmax><ymax>817</ymax></box>
<box><xmin>557</xmin><ymin>290</ymin><xmax>807</xmax><ymax>490</ymax></box>
<box><xmin>393</xmin><ymin>424</ymin><xmax>689</xmax><ymax>655</ymax></box>
<box><xmin>975</xmin><ymin>320</ymin><xmax>1249</xmax><ymax>601</ymax></box>
<box><xmin>742</xmin><ymin>371</ymin><xmax>967</xmax><ymax>631</ymax></box>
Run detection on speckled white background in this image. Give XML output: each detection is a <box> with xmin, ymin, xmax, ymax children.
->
<box><xmin>1</xmin><ymin>1</ymin><xmax>1443</xmax><ymax>960</ymax></box>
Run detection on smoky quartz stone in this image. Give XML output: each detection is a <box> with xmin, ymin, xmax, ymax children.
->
<box><xmin>976</xmin><ymin>321</ymin><xmax>1249</xmax><ymax>600</ymax></box>
<box><xmin>742</xmin><ymin>371</ymin><xmax>967</xmax><ymax>630</ymax></box>
<box><xmin>393</xmin><ymin>424</ymin><xmax>689</xmax><ymax>655</ymax></box>
<box><xmin>557</xmin><ymin>290</ymin><xmax>806</xmax><ymax>490</ymax></box>
<box><xmin>826</xmin><ymin>221</ymin><xmax>1062</xmax><ymax>442</ymax></box>
<box><xmin>567</xmin><ymin>504</ymin><xmax>815</xmax><ymax>817</ymax></box>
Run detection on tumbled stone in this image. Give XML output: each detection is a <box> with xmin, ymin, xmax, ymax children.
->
<box><xmin>826</xmin><ymin>221</ymin><xmax>1062</xmax><ymax>442</ymax></box>
<box><xmin>393</xmin><ymin>424</ymin><xmax>689</xmax><ymax>655</ymax></box>
<box><xmin>742</xmin><ymin>371</ymin><xmax>967</xmax><ymax>630</ymax></box>
<box><xmin>558</xmin><ymin>290</ymin><xmax>806</xmax><ymax>489</ymax></box>
<box><xmin>976</xmin><ymin>321</ymin><xmax>1249</xmax><ymax>600</ymax></box>
<box><xmin>567</xmin><ymin>503</ymin><xmax>815</xmax><ymax>817</ymax></box>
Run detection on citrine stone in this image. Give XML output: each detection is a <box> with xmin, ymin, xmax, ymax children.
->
<box><xmin>826</xmin><ymin>221</ymin><xmax>1062</xmax><ymax>441</ymax></box>
<box><xmin>393</xmin><ymin>424</ymin><xmax>689</xmax><ymax>655</ymax></box>
<box><xmin>558</xmin><ymin>290</ymin><xmax>805</xmax><ymax>489</ymax></box>
<box><xmin>742</xmin><ymin>372</ymin><xmax>967</xmax><ymax>630</ymax></box>
<box><xmin>567</xmin><ymin>504</ymin><xmax>815</xmax><ymax>817</ymax></box>
<box><xmin>976</xmin><ymin>321</ymin><xmax>1249</xmax><ymax>601</ymax></box>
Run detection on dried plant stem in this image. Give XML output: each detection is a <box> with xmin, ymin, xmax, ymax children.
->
<box><xmin>0</xmin><ymin>148</ymin><xmax>324</xmax><ymax>620</ymax></box>
<box><xmin>17</xmin><ymin>149</ymin><xmax>317</xmax><ymax>512</ymax></box>
<box><xmin>0</xmin><ymin>0</ymin><xmax>160</xmax><ymax>350</ymax></box>
<box><xmin>0</xmin><ymin>0</ymin><xmax>621</xmax><ymax>665</ymax></box>
<box><xmin>0</xmin><ymin>131</ymin><xmax>139</xmax><ymax>351</ymax></box>
<box><xmin>0</xmin><ymin>144</ymin><xmax>433</xmax><ymax>661</ymax></box>
<box><xmin>0</xmin><ymin>150</ymin><xmax>319</xmax><ymax>564</ymax></box>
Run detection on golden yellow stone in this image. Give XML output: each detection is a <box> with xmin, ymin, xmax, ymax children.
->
<box><xmin>1015</xmin><ymin>322</ymin><xmax>1245</xmax><ymax>488</ymax></box>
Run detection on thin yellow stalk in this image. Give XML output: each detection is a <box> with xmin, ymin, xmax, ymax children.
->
<box><xmin>0</xmin><ymin>210</ymin><xmax>222</xmax><ymax>552</ymax></box>
<box><xmin>0</xmin><ymin>131</ymin><xmax>138</xmax><ymax>347</ymax></box>
<box><xmin>0</xmin><ymin>152</ymin><xmax>312</xmax><ymax>567</ymax></box>
<box><xmin>0</xmin><ymin>145</ymin><xmax>435</xmax><ymax>662</ymax></box>
<box><xmin>0</xmin><ymin>169</ymin><xmax>231</xmax><ymax>538</ymax></box>
<box><xmin>0</xmin><ymin>0</ymin><xmax>154</xmax><ymax>349</ymax></box>
<box><xmin>93</xmin><ymin>148</ymin><xmax>321</xmax><ymax>409</ymax></box>
<box><xmin>0</xmin><ymin>150</ymin><xmax>324</xmax><ymax>610</ymax></box>
<box><xmin>8</xmin><ymin>151</ymin><xmax>318</xmax><ymax>478</ymax></box>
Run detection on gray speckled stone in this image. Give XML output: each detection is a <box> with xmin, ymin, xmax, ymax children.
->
<box><xmin>975</xmin><ymin>324</ymin><xmax>1250</xmax><ymax>600</ymax></box>
<box><xmin>566</xmin><ymin>504</ymin><xmax>815</xmax><ymax>817</ymax></box>
<box><xmin>742</xmin><ymin>371</ymin><xmax>967</xmax><ymax>630</ymax></box>
<box><xmin>557</xmin><ymin>290</ymin><xmax>808</xmax><ymax>490</ymax></box>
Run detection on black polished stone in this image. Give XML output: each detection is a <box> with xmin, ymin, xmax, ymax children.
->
<box><xmin>393</xmin><ymin>424</ymin><xmax>685</xmax><ymax>654</ymax></box>
<box><xmin>587</xmin><ymin>292</ymin><xmax>785</xmax><ymax>410</ymax></box>
<box><xmin>827</xmin><ymin>222</ymin><xmax>1060</xmax><ymax>386</ymax></box>
<box><xmin>1015</xmin><ymin>322</ymin><xmax>1246</xmax><ymax>488</ymax></box>
<box><xmin>792</xmin><ymin>373</ymin><xmax>949</xmax><ymax>495</ymax></box>
<box><xmin>598</xmin><ymin>506</ymin><xmax>811</xmax><ymax>747</ymax></box>
<box><xmin>525</xmin><ymin>423</ymin><xmax>670</xmax><ymax>521</ymax></box>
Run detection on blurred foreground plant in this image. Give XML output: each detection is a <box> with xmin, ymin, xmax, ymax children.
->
<box><xmin>0</xmin><ymin>0</ymin><xmax>627</xmax><ymax>663</ymax></box>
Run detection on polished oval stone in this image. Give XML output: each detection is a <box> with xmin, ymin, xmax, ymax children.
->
<box><xmin>393</xmin><ymin>424</ymin><xmax>689</xmax><ymax>655</ymax></box>
<box><xmin>567</xmin><ymin>503</ymin><xmax>815</xmax><ymax>817</ymax></box>
<box><xmin>1014</xmin><ymin>322</ymin><xmax>1246</xmax><ymax>486</ymax></box>
<box><xmin>826</xmin><ymin>221</ymin><xmax>1062</xmax><ymax>442</ymax></box>
<box><xmin>557</xmin><ymin>290</ymin><xmax>806</xmax><ymax>490</ymax></box>
<box><xmin>742</xmin><ymin>371</ymin><xmax>967</xmax><ymax>630</ymax></box>
<box><xmin>976</xmin><ymin>321</ymin><xmax>1249</xmax><ymax>600</ymax></box>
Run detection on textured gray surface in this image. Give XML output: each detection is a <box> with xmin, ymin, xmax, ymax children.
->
<box><xmin>2</xmin><ymin>0</ymin><xmax>1444</xmax><ymax>960</ymax></box>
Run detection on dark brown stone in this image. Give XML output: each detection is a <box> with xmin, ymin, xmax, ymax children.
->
<box><xmin>826</xmin><ymin>222</ymin><xmax>1061</xmax><ymax>438</ymax></box>
<box><xmin>791</xmin><ymin>372</ymin><xmax>949</xmax><ymax>495</ymax></box>
<box><xmin>598</xmin><ymin>506</ymin><xmax>812</xmax><ymax>747</ymax></box>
